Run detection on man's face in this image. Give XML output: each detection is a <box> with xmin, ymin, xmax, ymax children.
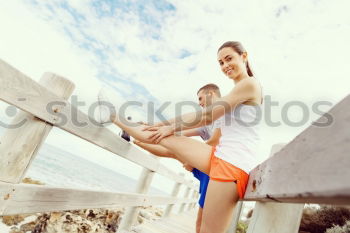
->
<box><xmin>197</xmin><ymin>90</ymin><xmax>213</xmax><ymax>108</ymax></box>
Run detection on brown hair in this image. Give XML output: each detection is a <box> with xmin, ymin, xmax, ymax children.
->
<box><xmin>218</xmin><ymin>41</ymin><xmax>254</xmax><ymax>77</ymax></box>
<box><xmin>197</xmin><ymin>83</ymin><xmax>221</xmax><ymax>97</ymax></box>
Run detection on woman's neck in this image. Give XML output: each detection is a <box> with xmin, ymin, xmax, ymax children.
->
<box><xmin>233</xmin><ymin>73</ymin><xmax>250</xmax><ymax>84</ymax></box>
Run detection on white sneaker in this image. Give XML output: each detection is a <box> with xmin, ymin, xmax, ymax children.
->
<box><xmin>96</xmin><ymin>88</ymin><xmax>117</xmax><ymax>124</ymax></box>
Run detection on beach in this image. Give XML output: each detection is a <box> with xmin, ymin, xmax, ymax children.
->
<box><xmin>0</xmin><ymin>206</ymin><xmax>164</xmax><ymax>233</ymax></box>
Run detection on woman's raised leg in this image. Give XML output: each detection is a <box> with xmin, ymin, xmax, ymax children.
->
<box><xmin>111</xmin><ymin>115</ymin><xmax>211</xmax><ymax>173</ymax></box>
<box><xmin>133</xmin><ymin>141</ymin><xmax>176</xmax><ymax>158</ymax></box>
<box><xmin>157</xmin><ymin>135</ymin><xmax>212</xmax><ymax>175</ymax></box>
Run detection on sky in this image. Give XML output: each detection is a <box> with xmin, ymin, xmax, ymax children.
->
<box><xmin>0</xmin><ymin>0</ymin><xmax>350</xmax><ymax>192</ymax></box>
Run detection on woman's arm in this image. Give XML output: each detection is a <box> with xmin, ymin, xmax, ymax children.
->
<box><xmin>176</xmin><ymin>77</ymin><xmax>260</xmax><ymax>130</ymax></box>
<box><xmin>147</xmin><ymin>78</ymin><xmax>260</xmax><ymax>142</ymax></box>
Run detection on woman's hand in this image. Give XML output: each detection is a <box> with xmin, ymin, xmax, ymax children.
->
<box><xmin>147</xmin><ymin>125</ymin><xmax>175</xmax><ymax>143</ymax></box>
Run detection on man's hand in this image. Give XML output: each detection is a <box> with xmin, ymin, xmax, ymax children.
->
<box><xmin>183</xmin><ymin>163</ymin><xmax>194</xmax><ymax>172</ymax></box>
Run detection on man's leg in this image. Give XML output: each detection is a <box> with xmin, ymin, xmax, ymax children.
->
<box><xmin>196</xmin><ymin>207</ymin><xmax>203</xmax><ymax>233</ymax></box>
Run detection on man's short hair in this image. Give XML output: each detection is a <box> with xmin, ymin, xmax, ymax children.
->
<box><xmin>197</xmin><ymin>83</ymin><xmax>221</xmax><ymax>97</ymax></box>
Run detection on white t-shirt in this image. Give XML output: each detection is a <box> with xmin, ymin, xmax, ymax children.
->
<box><xmin>196</xmin><ymin>119</ymin><xmax>222</xmax><ymax>141</ymax></box>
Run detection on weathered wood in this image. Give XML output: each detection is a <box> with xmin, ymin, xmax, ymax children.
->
<box><xmin>0</xmin><ymin>59</ymin><xmax>195</xmax><ymax>189</ymax></box>
<box><xmin>118</xmin><ymin>167</ymin><xmax>156</xmax><ymax>232</ymax></box>
<box><xmin>246</xmin><ymin>144</ymin><xmax>304</xmax><ymax>233</ymax></box>
<box><xmin>187</xmin><ymin>189</ymin><xmax>198</xmax><ymax>211</ymax></box>
<box><xmin>158</xmin><ymin>164</ymin><xmax>195</xmax><ymax>188</ymax></box>
<box><xmin>0</xmin><ymin>71</ymin><xmax>75</xmax><ymax>183</ymax></box>
<box><xmin>245</xmin><ymin>95</ymin><xmax>350</xmax><ymax>204</ymax></box>
<box><xmin>137</xmin><ymin>209</ymin><xmax>197</xmax><ymax>233</ymax></box>
<box><xmin>0</xmin><ymin>182</ymin><xmax>196</xmax><ymax>215</ymax></box>
<box><xmin>226</xmin><ymin>201</ymin><xmax>244</xmax><ymax>233</ymax></box>
<box><xmin>247</xmin><ymin>202</ymin><xmax>303</xmax><ymax>233</ymax></box>
<box><xmin>0</xmin><ymin>185</ymin><xmax>13</xmax><ymax>215</ymax></box>
<box><xmin>164</xmin><ymin>173</ymin><xmax>184</xmax><ymax>216</ymax></box>
<box><xmin>179</xmin><ymin>185</ymin><xmax>192</xmax><ymax>213</ymax></box>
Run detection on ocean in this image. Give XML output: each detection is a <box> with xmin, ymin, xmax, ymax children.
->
<box><xmin>0</xmin><ymin>110</ymin><xmax>176</xmax><ymax>197</ymax></box>
<box><xmin>24</xmin><ymin>142</ymin><xmax>166</xmax><ymax>196</ymax></box>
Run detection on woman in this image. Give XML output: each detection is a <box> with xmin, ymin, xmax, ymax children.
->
<box><xmin>102</xmin><ymin>41</ymin><xmax>262</xmax><ymax>233</ymax></box>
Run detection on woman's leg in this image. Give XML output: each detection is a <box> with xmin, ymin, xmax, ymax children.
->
<box><xmin>134</xmin><ymin>141</ymin><xmax>176</xmax><ymax>158</ymax></box>
<box><xmin>113</xmin><ymin>116</ymin><xmax>212</xmax><ymax>174</ymax></box>
<box><xmin>157</xmin><ymin>136</ymin><xmax>212</xmax><ymax>174</ymax></box>
<box><xmin>112</xmin><ymin>116</ymin><xmax>157</xmax><ymax>144</ymax></box>
<box><xmin>200</xmin><ymin>180</ymin><xmax>239</xmax><ymax>233</ymax></box>
<box><xmin>112</xmin><ymin>112</ymin><xmax>237</xmax><ymax>232</ymax></box>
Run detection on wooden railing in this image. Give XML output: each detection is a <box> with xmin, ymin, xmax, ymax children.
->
<box><xmin>240</xmin><ymin>92</ymin><xmax>350</xmax><ymax>233</ymax></box>
<box><xmin>0</xmin><ymin>59</ymin><xmax>198</xmax><ymax>232</ymax></box>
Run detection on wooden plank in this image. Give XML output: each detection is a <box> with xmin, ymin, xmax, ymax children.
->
<box><xmin>137</xmin><ymin>209</ymin><xmax>197</xmax><ymax>233</ymax></box>
<box><xmin>247</xmin><ymin>202</ymin><xmax>303</xmax><ymax>233</ymax></box>
<box><xmin>0</xmin><ymin>72</ymin><xmax>75</xmax><ymax>183</ymax></box>
<box><xmin>244</xmin><ymin>94</ymin><xmax>350</xmax><ymax>204</ymax></box>
<box><xmin>0</xmin><ymin>182</ymin><xmax>196</xmax><ymax>215</ymax></box>
<box><xmin>118</xmin><ymin>167</ymin><xmax>156</xmax><ymax>232</ymax></box>
<box><xmin>246</xmin><ymin>144</ymin><xmax>304</xmax><ymax>233</ymax></box>
<box><xmin>0</xmin><ymin>59</ymin><xmax>195</xmax><ymax>189</ymax></box>
<box><xmin>0</xmin><ymin>184</ymin><xmax>14</xmax><ymax>215</ymax></box>
<box><xmin>164</xmin><ymin>173</ymin><xmax>183</xmax><ymax>217</ymax></box>
<box><xmin>158</xmin><ymin>164</ymin><xmax>196</xmax><ymax>188</ymax></box>
<box><xmin>226</xmin><ymin>201</ymin><xmax>244</xmax><ymax>233</ymax></box>
<box><xmin>179</xmin><ymin>186</ymin><xmax>192</xmax><ymax>213</ymax></box>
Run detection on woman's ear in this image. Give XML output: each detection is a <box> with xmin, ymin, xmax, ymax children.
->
<box><xmin>242</xmin><ymin>52</ymin><xmax>248</xmax><ymax>63</ymax></box>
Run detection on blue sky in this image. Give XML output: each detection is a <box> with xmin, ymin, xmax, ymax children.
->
<box><xmin>0</xmin><ymin>0</ymin><xmax>350</xmax><ymax>180</ymax></box>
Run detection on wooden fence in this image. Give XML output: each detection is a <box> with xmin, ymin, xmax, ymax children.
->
<box><xmin>0</xmin><ymin>59</ymin><xmax>198</xmax><ymax>232</ymax></box>
<box><xmin>242</xmin><ymin>91</ymin><xmax>350</xmax><ymax>232</ymax></box>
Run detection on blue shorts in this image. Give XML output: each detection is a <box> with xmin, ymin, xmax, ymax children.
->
<box><xmin>192</xmin><ymin>168</ymin><xmax>210</xmax><ymax>208</ymax></box>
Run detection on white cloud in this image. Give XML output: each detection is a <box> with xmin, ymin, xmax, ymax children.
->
<box><xmin>0</xmin><ymin>0</ymin><xmax>349</xmax><ymax>180</ymax></box>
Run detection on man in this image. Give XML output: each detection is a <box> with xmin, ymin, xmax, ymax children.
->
<box><xmin>133</xmin><ymin>83</ymin><xmax>221</xmax><ymax>233</ymax></box>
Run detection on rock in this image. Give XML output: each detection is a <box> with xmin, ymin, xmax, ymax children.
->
<box><xmin>2</xmin><ymin>206</ymin><xmax>165</xmax><ymax>233</ymax></box>
<box><xmin>21</xmin><ymin>177</ymin><xmax>45</xmax><ymax>185</ymax></box>
<box><xmin>49</xmin><ymin>212</ymin><xmax>62</xmax><ymax>223</ymax></box>
<box><xmin>32</xmin><ymin>213</ymin><xmax>50</xmax><ymax>233</ymax></box>
<box><xmin>9</xmin><ymin>226</ymin><xmax>21</xmax><ymax>233</ymax></box>
<box><xmin>2</xmin><ymin>214</ymin><xmax>28</xmax><ymax>226</ymax></box>
<box><xmin>20</xmin><ymin>221</ymin><xmax>36</xmax><ymax>232</ymax></box>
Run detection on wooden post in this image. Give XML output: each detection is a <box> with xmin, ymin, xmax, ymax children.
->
<box><xmin>226</xmin><ymin>201</ymin><xmax>244</xmax><ymax>233</ymax></box>
<box><xmin>187</xmin><ymin>189</ymin><xmax>195</xmax><ymax>211</ymax></box>
<box><xmin>0</xmin><ymin>72</ymin><xmax>75</xmax><ymax>183</ymax></box>
<box><xmin>164</xmin><ymin>173</ymin><xmax>184</xmax><ymax>217</ymax></box>
<box><xmin>117</xmin><ymin>166</ymin><xmax>155</xmax><ymax>232</ymax></box>
<box><xmin>188</xmin><ymin>189</ymin><xmax>198</xmax><ymax>211</ymax></box>
<box><xmin>179</xmin><ymin>183</ymin><xmax>192</xmax><ymax>213</ymax></box>
<box><xmin>246</xmin><ymin>143</ymin><xmax>304</xmax><ymax>233</ymax></box>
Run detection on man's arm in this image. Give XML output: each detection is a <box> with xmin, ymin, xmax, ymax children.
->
<box><xmin>181</xmin><ymin>128</ymin><xmax>201</xmax><ymax>137</ymax></box>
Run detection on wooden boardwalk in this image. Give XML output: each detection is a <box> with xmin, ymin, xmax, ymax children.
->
<box><xmin>136</xmin><ymin>209</ymin><xmax>198</xmax><ymax>233</ymax></box>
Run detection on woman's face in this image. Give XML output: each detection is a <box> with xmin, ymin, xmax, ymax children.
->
<box><xmin>217</xmin><ymin>47</ymin><xmax>247</xmax><ymax>80</ymax></box>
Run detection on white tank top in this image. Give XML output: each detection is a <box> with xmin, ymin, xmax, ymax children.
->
<box><xmin>214</xmin><ymin>104</ymin><xmax>261</xmax><ymax>174</ymax></box>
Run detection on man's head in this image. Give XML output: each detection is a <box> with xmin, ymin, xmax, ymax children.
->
<box><xmin>197</xmin><ymin>83</ymin><xmax>221</xmax><ymax>107</ymax></box>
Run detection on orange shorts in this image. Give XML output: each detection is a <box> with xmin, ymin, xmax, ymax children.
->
<box><xmin>209</xmin><ymin>146</ymin><xmax>249</xmax><ymax>199</ymax></box>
